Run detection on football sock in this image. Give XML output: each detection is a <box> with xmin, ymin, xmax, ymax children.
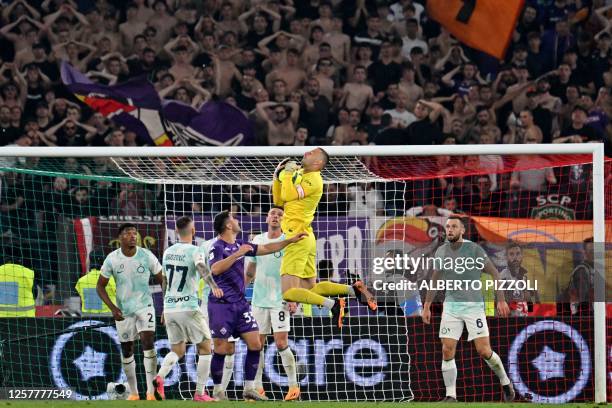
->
<box><xmin>211</xmin><ymin>353</ymin><xmax>225</xmax><ymax>386</ymax></box>
<box><xmin>255</xmin><ymin>349</ymin><xmax>264</xmax><ymax>389</ymax></box>
<box><xmin>195</xmin><ymin>354</ymin><xmax>212</xmax><ymax>395</ymax></box>
<box><xmin>484</xmin><ymin>351</ymin><xmax>510</xmax><ymax>385</ymax></box>
<box><xmin>221</xmin><ymin>353</ymin><xmax>235</xmax><ymax>391</ymax></box>
<box><xmin>157</xmin><ymin>351</ymin><xmax>178</xmax><ymax>379</ymax></box>
<box><xmin>441</xmin><ymin>358</ymin><xmax>457</xmax><ymax>398</ymax></box>
<box><xmin>279</xmin><ymin>346</ymin><xmax>298</xmax><ymax>387</ymax></box>
<box><xmin>244</xmin><ymin>349</ymin><xmax>260</xmax><ymax>382</ymax></box>
<box><xmin>143</xmin><ymin>349</ymin><xmax>157</xmax><ymax>395</ymax></box>
<box><xmin>283</xmin><ymin>287</ymin><xmax>332</xmax><ymax>307</ymax></box>
<box><xmin>311</xmin><ymin>281</ymin><xmax>351</xmax><ymax>296</ymax></box>
<box><xmin>121</xmin><ymin>356</ymin><xmax>138</xmax><ymax>396</ymax></box>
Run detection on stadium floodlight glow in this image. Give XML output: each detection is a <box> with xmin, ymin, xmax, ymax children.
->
<box><xmin>0</xmin><ymin>143</ymin><xmax>605</xmax><ymax>403</ymax></box>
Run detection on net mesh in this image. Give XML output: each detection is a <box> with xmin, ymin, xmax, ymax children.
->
<box><xmin>0</xmin><ymin>151</ymin><xmax>608</xmax><ymax>402</ymax></box>
<box><xmin>112</xmin><ymin>156</ymin><xmax>382</xmax><ymax>185</ymax></box>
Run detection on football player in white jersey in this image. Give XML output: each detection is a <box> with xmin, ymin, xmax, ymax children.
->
<box><xmin>245</xmin><ymin>207</ymin><xmax>299</xmax><ymax>400</ymax></box>
<box><xmin>97</xmin><ymin>223</ymin><xmax>163</xmax><ymax>400</ymax></box>
<box><xmin>153</xmin><ymin>216</ymin><xmax>223</xmax><ymax>401</ymax></box>
<box><xmin>422</xmin><ymin>216</ymin><xmax>514</xmax><ymax>402</ymax></box>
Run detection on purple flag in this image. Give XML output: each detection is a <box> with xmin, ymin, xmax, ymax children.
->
<box><xmin>61</xmin><ymin>62</ymin><xmax>254</xmax><ymax>146</ymax></box>
<box><xmin>162</xmin><ymin>100</ymin><xmax>254</xmax><ymax>146</ymax></box>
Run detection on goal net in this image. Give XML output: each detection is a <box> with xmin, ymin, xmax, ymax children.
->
<box><xmin>0</xmin><ymin>145</ymin><xmax>607</xmax><ymax>403</ymax></box>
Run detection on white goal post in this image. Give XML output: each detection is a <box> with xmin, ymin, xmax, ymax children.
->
<box><xmin>0</xmin><ymin>143</ymin><xmax>606</xmax><ymax>403</ymax></box>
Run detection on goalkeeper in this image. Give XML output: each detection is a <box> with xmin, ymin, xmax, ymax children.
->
<box><xmin>272</xmin><ymin>148</ymin><xmax>377</xmax><ymax>328</ymax></box>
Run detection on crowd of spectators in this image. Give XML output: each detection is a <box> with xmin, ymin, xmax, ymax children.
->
<box><xmin>0</xmin><ymin>0</ymin><xmax>611</xmax><ymax>151</ymax></box>
<box><xmin>0</xmin><ymin>0</ymin><xmax>611</xmax><ymax>222</ymax></box>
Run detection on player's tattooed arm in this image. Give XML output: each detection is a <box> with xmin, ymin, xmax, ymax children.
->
<box><xmin>424</xmin><ymin>268</ymin><xmax>441</xmax><ymax>305</ymax></box>
<box><xmin>196</xmin><ymin>261</ymin><xmax>213</xmax><ymax>287</ymax></box>
<box><xmin>160</xmin><ymin>274</ymin><xmax>167</xmax><ymax>297</ymax></box>
<box><xmin>197</xmin><ymin>261</ymin><xmax>223</xmax><ymax>298</ymax></box>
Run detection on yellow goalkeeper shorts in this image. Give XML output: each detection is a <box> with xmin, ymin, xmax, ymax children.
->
<box><xmin>280</xmin><ymin>229</ymin><xmax>316</xmax><ymax>279</ymax></box>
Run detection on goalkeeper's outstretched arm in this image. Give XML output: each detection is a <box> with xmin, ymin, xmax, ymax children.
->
<box><xmin>272</xmin><ymin>158</ymin><xmax>293</xmax><ymax>207</ymax></box>
<box><xmin>279</xmin><ymin>161</ymin><xmax>305</xmax><ymax>202</ymax></box>
<box><xmin>272</xmin><ymin>179</ymin><xmax>284</xmax><ymax>207</ymax></box>
<box><xmin>280</xmin><ymin>174</ymin><xmax>301</xmax><ymax>202</ymax></box>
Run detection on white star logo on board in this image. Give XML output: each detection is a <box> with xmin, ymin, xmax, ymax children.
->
<box><xmin>531</xmin><ymin>345</ymin><xmax>566</xmax><ymax>382</ymax></box>
<box><xmin>74</xmin><ymin>345</ymin><xmax>107</xmax><ymax>381</ymax></box>
<box><xmin>508</xmin><ymin>320</ymin><xmax>591</xmax><ymax>403</ymax></box>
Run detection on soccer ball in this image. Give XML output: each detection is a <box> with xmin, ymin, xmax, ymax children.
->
<box><xmin>106</xmin><ymin>382</ymin><xmax>131</xmax><ymax>400</ymax></box>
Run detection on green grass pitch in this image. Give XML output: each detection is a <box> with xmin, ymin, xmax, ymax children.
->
<box><xmin>0</xmin><ymin>402</ymin><xmax>605</xmax><ymax>408</ymax></box>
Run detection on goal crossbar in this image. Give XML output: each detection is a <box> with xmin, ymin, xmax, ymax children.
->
<box><xmin>0</xmin><ymin>143</ymin><xmax>603</xmax><ymax>157</ymax></box>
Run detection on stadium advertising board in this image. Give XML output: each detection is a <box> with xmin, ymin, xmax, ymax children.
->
<box><xmin>408</xmin><ymin>317</ymin><xmax>595</xmax><ymax>402</ymax></box>
<box><xmin>0</xmin><ymin>317</ymin><xmax>597</xmax><ymax>402</ymax></box>
<box><xmin>0</xmin><ymin>316</ymin><xmax>407</xmax><ymax>401</ymax></box>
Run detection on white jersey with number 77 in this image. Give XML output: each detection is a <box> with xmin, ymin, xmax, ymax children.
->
<box><xmin>162</xmin><ymin>242</ymin><xmax>208</xmax><ymax>312</ymax></box>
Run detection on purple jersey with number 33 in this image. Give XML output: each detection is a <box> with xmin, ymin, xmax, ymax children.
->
<box><xmin>208</xmin><ymin>238</ymin><xmax>258</xmax><ymax>303</ymax></box>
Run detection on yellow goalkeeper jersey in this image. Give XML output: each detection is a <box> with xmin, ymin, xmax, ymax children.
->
<box><xmin>273</xmin><ymin>170</ymin><xmax>323</xmax><ymax>236</ymax></box>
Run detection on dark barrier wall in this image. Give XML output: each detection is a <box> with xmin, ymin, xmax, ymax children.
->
<box><xmin>0</xmin><ymin>317</ymin><xmax>597</xmax><ymax>402</ymax></box>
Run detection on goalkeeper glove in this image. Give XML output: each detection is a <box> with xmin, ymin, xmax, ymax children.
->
<box><xmin>274</xmin><ymin>158</ymin><xmax>301</xmax><ymax>180</ymax></box>
<box><xmin>284</xmin><ymin>160</ymin><xmax>300</xmax><ymax>173</ymax></box>
<box><xmin>274</xmin><ymin>158</ymin><xmax>292</xmax><ymax>181</ymax></box>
